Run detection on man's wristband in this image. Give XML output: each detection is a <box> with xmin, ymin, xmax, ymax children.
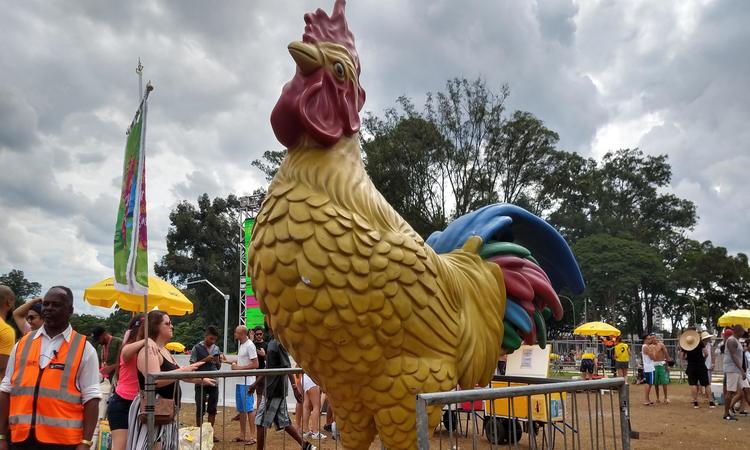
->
<box><xmin>80</xmin><ymin>438</ymin><xmax>93</xmax><ymax>447</ymax></box>
<box><xmin>0</xmin><ymin>434</ymin><xmax>6</xmax><ymax>441</ymax></box>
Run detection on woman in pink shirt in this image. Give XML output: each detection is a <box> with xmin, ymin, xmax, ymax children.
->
<box><xmin>107</xmin><ymin>315</ymin><xmax>146</xmax><ymax>450</ymax></box>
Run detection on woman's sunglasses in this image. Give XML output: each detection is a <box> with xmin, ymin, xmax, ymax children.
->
<box><xmin>26</xmin><ymin>315</ymin><xmax>41</xmax><ymax>322</ymax></box>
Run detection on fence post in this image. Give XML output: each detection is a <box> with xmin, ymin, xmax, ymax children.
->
<box><xmin>415</xmin><ymin>395</ymin><xmax>430</xmax><ymax>449</ymax></box>
<box><xmin>618</xmin><ymin>383</ymin><xmax>631</xmax><ymax>450</ymax></box>
<box><xmin>146</xmin><ymin>373</ymin><xmax>156</xmax><ymax>450</ymax></box>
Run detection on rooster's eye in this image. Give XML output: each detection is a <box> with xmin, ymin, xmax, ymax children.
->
<box><xmin>333</xmin><ymin>62</ymin><xmax>345</xmax><ymax>79</ymax></box>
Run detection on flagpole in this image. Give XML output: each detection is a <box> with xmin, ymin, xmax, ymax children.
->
<box><xmin>136</xmin><ymin>57</ymin><xmax>156</xmax><ymax>450</ymax></box>
<box><xmin>137</xmin><ymin>58</ymin><xmax>143</xmax><ymax>103</ymax></box>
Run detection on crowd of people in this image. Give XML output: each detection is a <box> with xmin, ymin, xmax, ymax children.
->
<box><xmin>0</xmin><ymin>285</ymin><xmax>323</xmax><ymax>450</ymax></box>
<box><xmin>571</xmin><ymin>325</ymin><xmax>750</xmax><ymax>421</ymax></box>
<box><xmin>2</xmin><ymin>283</ymin><xmax>749</xmax><ymax>448</ymax></box>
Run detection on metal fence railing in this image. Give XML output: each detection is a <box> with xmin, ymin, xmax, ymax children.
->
<box><xmin>550</xmin><ymin>338</ymin><xmax>723</xmax><ymax>382</ymax></box>
<box><xmin>142</xmin><ymin>370</ymin><xmax>632</xmax><ymax>449</ymax></box>
<box><xmin>145</xmin><ymin>367</ymin><xmax>307</xmax><ymax>450</ymax></box>
<box><xmin>416</xmin><ymin>376</ymin><xmax>632</xmax><ymax>450</ymax></box>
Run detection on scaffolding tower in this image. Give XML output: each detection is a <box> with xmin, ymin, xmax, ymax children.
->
<box><xmin>238</xmin><ymin>193</ymin><xmax>265</xmax><ymax>326</ymax></box>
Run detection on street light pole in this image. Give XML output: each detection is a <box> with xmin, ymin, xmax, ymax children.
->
<box><xmin>186</xmin><ymin>278</ymin><xmax>231</xmax><ymax>412</ymax></box>
<box><xmin>583</xmin><ymin>297</ymin><xmax>588</xmax><ymax>323</ymax></box>
<box><xmin>186</xmin><ymin>279</ymin><xmax>230</xmax><ymax>360</ymax></box>
<box><xmin>560</xmin><ymin>295</ymin><xmax>576</xmax><ymax>327</ymax></box>
<box><xmin>685</xmin><ymin>297</ymin><xmax>698</xmax><ymax>326</ymax></box>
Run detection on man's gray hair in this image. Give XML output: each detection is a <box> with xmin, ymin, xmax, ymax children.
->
<box><xmin>49</xmin><ymin>285</ymin><xmax>74</xmax><ymax>308</ymax></box>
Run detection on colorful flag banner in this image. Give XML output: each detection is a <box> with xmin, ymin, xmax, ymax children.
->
<box><xmin>244</xmin><ymin>218</ymin><xmax>264</xmax><ymax>327</ymax></box>
<box><xmin>114</xmin><ymin>93</ymin><xmax>150</xmax><ymax>294</ymax></box>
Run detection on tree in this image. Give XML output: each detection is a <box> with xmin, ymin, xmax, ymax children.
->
<box><xmin>489</xmin><ymin>111</ymin><xmax>559</xmax><ymax>204</ymax></box>
<box><xmin>362</xmin><ymin>98</ymin><xmax>449</xmax><ymax>237</ymax></box>
<box><xmin>526</xmin><ymin>149</ymin><xmax>701</xmax><ymax>334</ymax></box>
<box><xmin>362</xmin><ymin>78</ymin><xmax>562</xmax><ymax>234</ymax></box>
<box><xmin>155</xmin><ymin>194</ymin><xmax>243</xmax><ymax>351</ymax></box>
<box><xmin>573</xmin><ymin>234</ymin><xmax>664</xmax><ymax>330</ymax></box>
<box><xmin>536</xmin><ymin>149</ymin><xmax>697</xmax><ymax>246</ymax></box>
<box><xmin>0</xmin><ymin>270</ymin><xmax>41</xmax><ymax>301</ymax></box>
<box><xmin>172</xmin><ymin>316</ymin><xmax>207</xmax><ymax>350</ymax></box>
<box><xmin>251</xmin><ymin>150</ymin><xmax>286</xmax><ymax>182</ymax></box>
<box><xmin>70</xmin><ymin>314</ymin><xmax>105</xmax><ymax>338</ymax></box>
<box><xmin>593</xmin><ymin>149</ymin><xmax>696</xmax><ymax>245</ymax></box>
<box><xmin>104</xmin><ymin>309</ymin><xmax>136</xmax><ymax>340</ymax></box>
<box><xmin>522</xmin><ymin>150</ymin><xmax>599</xmax><ymax>239</ymax></box>
<box><xmin>668</xmin><ymin>239</ymin><xmax>750</xmax><ymax>331</ymax></box>
<box><xmin>425</xmin><ymin>78</ymin><xmax>508</xmax><ymax>216</ymax></box>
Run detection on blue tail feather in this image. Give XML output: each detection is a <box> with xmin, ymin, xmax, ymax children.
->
<box><xmin>426</xmin><ymin>203</ymin><xmax>585</xmax><ymax>294</ymax></box>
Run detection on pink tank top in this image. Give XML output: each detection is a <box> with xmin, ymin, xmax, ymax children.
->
<box><xmin>115</xmin><ymin>351</ymin><xmax>140</xmax><ymax>401</ymax></box>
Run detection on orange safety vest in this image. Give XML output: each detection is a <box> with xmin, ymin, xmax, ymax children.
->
<box><xmin>8</xmin><ymin>330</ymin><xmax>87</xmax><ymax>445</ymax></box>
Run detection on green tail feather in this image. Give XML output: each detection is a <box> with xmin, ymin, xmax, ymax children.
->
<box><xmin>502</xmin><ymin>320</ymin><xmax>523</xmax><ymax>351</ymax></box>
<box><xmin>534</xmin><ymin>309</ymin><xmax>548</xmax><ymax>349</ymax></box>
<box><xmin>480</xmin><ymin>241</ymin><xmax>540</xmax><ymax>266</ymax></box>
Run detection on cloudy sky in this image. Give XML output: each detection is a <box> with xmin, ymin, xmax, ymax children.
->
<box><xmin>1</xmin><ymin>0</ymin><xmax>748</xmax><ymax>316</ymax></box>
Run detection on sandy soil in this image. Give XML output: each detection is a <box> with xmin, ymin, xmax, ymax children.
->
<box><xmin>174</xmin><ymin>383</ymin><xmax>748</xmax><ymax>449</ymax></box>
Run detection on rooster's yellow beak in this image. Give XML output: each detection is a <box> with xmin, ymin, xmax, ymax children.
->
<box><xmin>288</xmin><ymin>41</ymin><xmax>323</xmax><ymax>75</ymax></box>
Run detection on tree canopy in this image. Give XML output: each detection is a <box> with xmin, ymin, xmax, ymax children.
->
<box><xmin>0</xmin><ymin>270</ymin><xmax>41</xmax><ymax>302</ymax></box>
<box><xmin>154</xmin><ymin>193</ymin><xmax>244</xmax><ymax>351</ymax></box>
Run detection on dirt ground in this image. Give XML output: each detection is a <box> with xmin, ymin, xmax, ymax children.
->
<box><xmin>175</xmin><ymin>383</ymin><xmax>749</xmax><ymax>449</ymax></box>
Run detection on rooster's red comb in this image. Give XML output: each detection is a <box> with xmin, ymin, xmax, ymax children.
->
<box><xmin>302</xmin><ymin>0</ymin><xmax>360</xmax><ymax>73</ymax></box>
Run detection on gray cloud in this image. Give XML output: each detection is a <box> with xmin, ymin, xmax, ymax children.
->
<box><xmin>171</xmin><ymin>170</ymin><xmax>222</xmax><ymax>201</ymax></box>
<box><xmin>535</xmin><ymin>0</ymin><xmax>578</xmax><ymax>46</ymax></box>
<box><xmin>0</xmin><ymin>88</ymin><xmax>38</xmax><ymax>152</ymax></box>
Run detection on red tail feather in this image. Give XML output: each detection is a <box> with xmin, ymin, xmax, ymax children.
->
<box><xmin>489</xmin><ymin>255</ymin><xmax>564</xmax><ymax>320</ymax></box>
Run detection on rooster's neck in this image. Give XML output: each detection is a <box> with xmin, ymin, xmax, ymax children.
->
<box><xmin>274</xmin><ymin>133</ymin><xmax>367</xmax><ymax>200</ymax></box>
<box><xmin>272</xmin><ymin>134</ymin><xmax>416</xmax><ymax>238</ymax></box>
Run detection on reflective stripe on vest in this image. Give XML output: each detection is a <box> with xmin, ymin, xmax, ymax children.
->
<box><xmin>60</xmin><ymin>332</ymin><xmax>84</xmax><ymax>388</ymax></box>
<box><xmin>11</xmin><ymin>334</ymin><xmax>36</xmax><ymax>389</ymax></box>
<box><xmin>10</xmin><ymin>386</ymin><xmax>81</xmax><ymax>404</ymax></box>
<box><xmin>9</xmin><ymin>330</ymin><xmax>87</xmax><ymax>445</ymax></box>
<box><xmin>9</xmin><ymin>414</ymin><xmax>84</xmax><ymax>429</ymax></box>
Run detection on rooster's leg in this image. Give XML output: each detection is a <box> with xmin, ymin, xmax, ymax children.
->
<box><xmin>373</xmin><ymin>401</ymin><xmax>442</xmax><ymax>450</ymax></box>
<box><xmin>333</xmin><ymin>399</ymin><xmax>377</xmax><ymax>450</ymax></box>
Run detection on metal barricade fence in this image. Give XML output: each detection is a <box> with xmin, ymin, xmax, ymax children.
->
<box><xmin>550</xmin><ymin>338</ymin><xmax>694</xmax><ymax>382</ymax></box>
<box><xmin>145</xmin><ymin>367</ymin><xmax>324</xmax><ymax>450</ymax></box>
<box><xmin>143</xmin><ymin>371</ymin><xmax>630</xmax><ymax>449</ymax></box>
<box><xmin>416</xmin><ymin>376</ymin><xmax>631</xmax><ymax>450</ymax></box>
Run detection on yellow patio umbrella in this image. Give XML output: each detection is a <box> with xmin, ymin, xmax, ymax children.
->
<box><xmin>717</xmin><ymin>309</ymin><xmax>750</xmax><ymax>329</ymax></box>
<box><xmin>574</xmin><ymin>321</ymin><xmax>621</xmax><ymax>337</ymax></box>
<box><xmin>165</xmin><ymin>342</ymin><xmax>186</xmax><ymax>353</ymax></box>
<box><xmin>84</xmin><ymin>276</ymin><xmax>194</xmax><ymax>316</ymax></box>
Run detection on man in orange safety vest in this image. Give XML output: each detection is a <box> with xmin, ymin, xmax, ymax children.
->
<box><xmin>0</xmin><ymin>286</ymin><xmax>101</xmax><ymax>450</ymax></box>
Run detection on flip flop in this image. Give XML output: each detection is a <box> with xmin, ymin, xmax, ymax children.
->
<box><xmin>245</xmin><ymin>438</ymin><xmax>257</xmax><ymax>445</ymax></box>
<box><xmin>642</xmin><ymin>402</ymin><xmax>654</xmax><ymax>406</ymax></box>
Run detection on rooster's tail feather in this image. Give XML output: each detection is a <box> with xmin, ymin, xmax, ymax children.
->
<box><xmin>426</xmin><ymin>203</ymin><xmax>585</xmax><ymax>354</ymax></box>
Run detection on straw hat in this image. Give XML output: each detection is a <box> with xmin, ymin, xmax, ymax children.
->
<box><xmin>679</xmin><ymin>330</ymin><xmax>701</xmax><ymax>351</ymax></box>
<box><xmin>700</xmin><ymin>331</ymin><xmax>715</xmax><ymax>340</ymax></box>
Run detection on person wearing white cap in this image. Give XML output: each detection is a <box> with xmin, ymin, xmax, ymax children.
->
<box><xmin>679</xmin><ymin>329</ymin><xmax>712</xmax><ymax>408</ymax></box>
<box><xmin>700</xmin><ymin>331</ymin><xmax>715</xmax><ymax>399</ymax></box>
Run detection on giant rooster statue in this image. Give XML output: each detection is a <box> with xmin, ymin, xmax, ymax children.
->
<box><xmin>249</xmin><ymin>1</ymin><xmax>585</xmax><ymax>448</ymax></box>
